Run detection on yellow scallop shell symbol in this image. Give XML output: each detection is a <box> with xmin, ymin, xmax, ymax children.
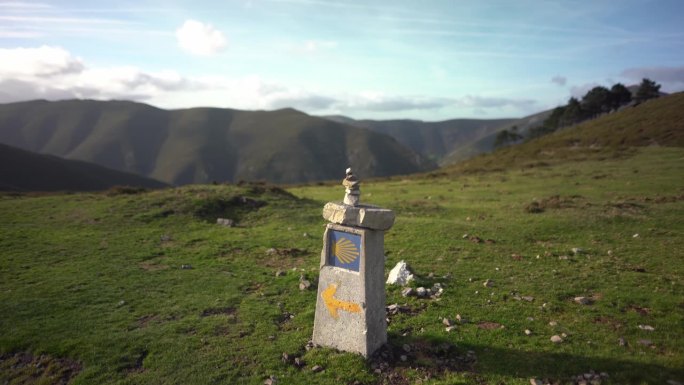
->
<box><xmin>334</xmin><ymin>237</ymin><xmax>359</xmax><ymax>264</ymax></box>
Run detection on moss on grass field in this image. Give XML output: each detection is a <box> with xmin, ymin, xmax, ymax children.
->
<box><xmin>2</xmin><ymin>147</ymin><xmax>683</xmax><ymax>384</ymax></box>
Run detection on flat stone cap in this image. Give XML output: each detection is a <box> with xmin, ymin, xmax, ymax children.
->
<box><xmin>322</xmin><ymin>202</ymin><xmax>395</xmax><ymax>231</ymax></box>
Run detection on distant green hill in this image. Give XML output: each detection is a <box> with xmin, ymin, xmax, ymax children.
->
<box><xmin>0</xmin><ymin>100</ymin><xmax>435</xmax><ymax>185</ymax></box>
<box><xmin>440</xmin><ymin>109</ymin><xmax>552</xmax><ymax>165</ymax></box>
<box><xmin>323</xmin><ymin>110</ymin><xmax>557</xmax><ymax>166</ymax></box>
<box><xmin>323</xmin><ymin>115</ymin><xmax>517</xmax><ymax>164</ymax></box>
<box><xmin>445</xmin><ymin>93</ymin><xmax>684</xmax><ymax>173</ymax></box>
<box><xmin>0</xmin><ymin>142</ymin><xmax>167</xmax><ymax>192</ymax></box>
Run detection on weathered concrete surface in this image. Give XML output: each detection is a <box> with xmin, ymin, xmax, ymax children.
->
<box><xmin>322</xmin><ymin>202</ymin><xmax>395</xmax><ymax>231</ymax></box>
<box><xmin>312</xmin><ymin>224</ymin><xmax>387</xmax><ymax>357</ymax></box>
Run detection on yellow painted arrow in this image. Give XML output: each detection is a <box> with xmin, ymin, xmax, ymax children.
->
<box><xmin>321</xmin><ymin>283</ymin><xmax>361</xmax><ymax>319</ymax></box>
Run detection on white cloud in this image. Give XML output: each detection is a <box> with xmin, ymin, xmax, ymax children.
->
<box><xmin>621</xmin><ymin>66</ymin><xmax>684</xmax><ymax>90</ymax></box>
<box><xmin>302</xmin><ymin>40</ymin><xmax>337</xmax><ymax>52</ymax></box>
<box><xmin>456</xmin><ymin>95</ymin><xmax>537</xmax><ymax>110</ymax></box>
<box><xmin>551</xmin><ymin>75</ymin><xmax>567</xmax><ymax>86</ymax></box>
<box><xmin>0</xmin><ymin>46</ymin><xmax>198</xmax><ymax>103</ymax></box>
<box><xmin>176</xmin><ymin>19</ymin><xmax>227</xmax><ymax>56</ymax></box>
<box><xmin>0</xmin><ymin>46</ymin><xmax>84</xmax><ymax>77</ymax></box>
<box><xmin>0</xmin><ymin>2</ymin><xmax>52</xmax><ymax>8</ymax></box>
<box><xmin>281</xmin><ymin>39</ymin><xmax>338</xmax><ymax>54</ymax></box>
<box><xmin>0</xmin><ymin>45</ymin><xmax>540</xmax><ymax>118</ymax></box>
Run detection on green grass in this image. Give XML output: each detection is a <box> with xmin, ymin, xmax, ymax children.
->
<box><xmin>2</xmin><ymin>147</ymin><xmax>683</xmax><ymax>384</ymax></box>
<box><xmin>445</xmin><ymin>93</ymin><xmax>684</xmax><ymax>174</ymax></box>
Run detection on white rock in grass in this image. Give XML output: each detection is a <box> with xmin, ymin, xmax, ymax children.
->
<box><xmin>550</xmin><ymin>335</ymin><xmax>563</xmax><ymax>343</ymax></box>
<box><xmin>386</xmin><ymin>260</ymin><xmax>414</xmax><ymax>285</ymax></box>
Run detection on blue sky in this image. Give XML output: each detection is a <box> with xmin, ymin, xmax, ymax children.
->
<box><xmin>1</xmin><ymin>0</ymin><xmax>683</xmax><ymax>120</ymax></box>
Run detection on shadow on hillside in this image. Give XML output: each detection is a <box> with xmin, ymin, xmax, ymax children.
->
<box><xmin>370</xmin><ymin>333</ymin><xmax>683</xmax><ymax>384</ymax></box>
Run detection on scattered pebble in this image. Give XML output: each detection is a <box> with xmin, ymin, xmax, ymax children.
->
<box><xmin>571</xmin><ymin>247</ymin><xmax>584</xmax><ymax>255</ymax></box>
<box><xmin>181</xmin><ymin>264</ymin><xmax>193</xmax><ymax>270</ymax></box>
<box><xmin>637</xmin><ymin>339</ymin><xmax>653</xmax><ymax>346</ymax></box>
<box><xmin>415</xmin><ymin>287</ymin><xmax>427</xmax><ymax>297</ymax></box>
<box><xmin>445</xmin><ymin>326</ymin><xmax>457</xmax><ymax>333</ymax></box>
<box><xmin>530</xmin><ymin>379</ymin><xmax>543</xmax><ymax>385</ymax></box>
<box><xmin>402</xmin><ymin>344</ymin><xmax>411</xmax><ymax>352</ymax></box>
<box><xmin>263</xmin><ymin>375</ymin><xmax>277</xmax><ymax>385</ymax></box>
<box><xmin>311</xmin><ymin>365</ymin><xmax>324</xmax><ymax>373</ymax></box>
<box><xmin>275</xmin><ymin>270</ymin><xmax>286</xmax><ymax>277</ymax></box>
<box><xmin>293</xmin><ymin>357</ymin><xmax>304</xmax><ymax>368</ymax></box>
<box><xmin>618</xmin><ymin>337</ymin><xmax>627</xmax><ymax>346</ymax></box>
<box><xmin>299</xmin><ymin>280</ymin><xmax>311</xmax><ymax>290</ymax></box>
<box><xmin>216</xmin><ymin>218</ymin><xmax>235</xmax><ymax>227</ymax></box>
<box><xmin>574</xmin><ymin>296</ymin><xmax>593</xmax><ymax>305</ymax></box>
<box><xmin>400</xmin><ymin>355</ymin><xmax>407</xmax><ymax>362</ymax></box>
<box><xmin>525</xmin><ymin>329</ymin><xmax>532</xmax><ymax>336</ymax></box>
<box><xmin>522</xmin><ymin>296</ymin><xmax>534</xmax><ymax>302</ymax></box>
<box><xmin>266</xmin><ymin>248</ymin><xmax>277</xmax><ymax>255</ymax></box>
<box><xmin>442</xmin><ymin>318</ymin><xmax>454</xmax><ymax>327</ymax></box>
<box><xmin>401</xmin><ymin>287</ymin><xmax>414</xmax><ymax>297</ymax></box>
<box><xmin>117</xmin><ymin>300</ymin><xmax>126</xmax><ymax>307</ymax></box>
<box><xmin>550</xmin><ymin>335</ymin><xmax>563</xmax><ymax>344</ymax></box>
<box><xmin>638</xmin><ymin>324</ymin><xmax>655</xmax><ymax>331</ymax></box>
<box><xmin>483</xmin><ymin>279</ymin><xmax>494</xmax><ymax>288</ymax></box>
<box><xmin>633</xmin><ymin>233</ymin><xmax>639</xmax><ymax>238</ymax></box>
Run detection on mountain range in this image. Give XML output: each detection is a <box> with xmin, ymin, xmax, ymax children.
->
<box><xmin>0</xmin><ymin>100</ymin><xmax>435</xmax><ymax>186</ymax></box>
<box><xmin>324</xmin><ymin>110</ymin><xmax>551</xmax><ymax>165</ymax></box>
<box><xmin>1</xmin><ymin>91</ymin><xmax>680</xmax><ymax>191</ymax></box>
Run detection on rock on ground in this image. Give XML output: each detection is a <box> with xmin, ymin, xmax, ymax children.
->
<box><xmin>386</xmin><ymin>260</ymin><xmax>414</xmax><ymax>285</ymax></box>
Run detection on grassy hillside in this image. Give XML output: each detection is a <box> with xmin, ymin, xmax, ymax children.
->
<box><xmin>440</xmin><ymin>109</ymin><xmax>552</xmax><ymax>165</ymax></box>
<box><xmin>0</xmin><ymin>100</ymin><xmax>435</xmax><ymax>185</ymax></box>
<box><xmin>1</xmin><ymin>145</ymin><xmax>683</xmax><ymax>384</ymax></box>
<box><xmin>324</xmin><ymin>116</ymin><xmax>517</xmax><ymax>163</ymax></box>
<box><xmin>0</xmin><ymin>143</ymin><xmax>167</xmax><ymax>191</ymax></box>
<box><xmin>445</xmin><ymin>93</ymin><xmax>684</xmax><ymax>173</ymax></box>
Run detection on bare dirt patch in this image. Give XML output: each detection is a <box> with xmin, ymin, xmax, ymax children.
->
<box><xmin>369</xmin><ymin>338</ymin><xmax>477</xmax><ymax>385</ymax></box>
<box><xmin>0</xmin><ymin>352</ymin><xmax>82</xmax><ymax>385</ymax></box>
<box><xmin>201</xmin><ymin>306</ymin><xmax>237</xmax><ymax>318</ymax></box>
<box><xmin>604</xmin><ymin>201</ymin><xmax>646</xmax><ymax>217</ymax></box>
<box><xmin>477</xmin><ymin>321</ymin><xmax>504</xmax><ymax>330</ymax></box>
<box><xmin>525</xmin><ymin>195</ymin><xmax>587</xmax><ymax>213</ymax></box>
<box><xmin>139</xmin><ymin>261</ymin><xmax>169</xmax><ymax>271</ymax></box>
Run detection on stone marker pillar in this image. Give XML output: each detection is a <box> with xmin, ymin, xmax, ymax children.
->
<box><xmin>312</xmin><ymin>168</ymin><xmax>395</xmax><ymax>357</ymax></box>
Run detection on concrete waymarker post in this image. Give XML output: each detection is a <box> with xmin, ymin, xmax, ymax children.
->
<box><xmin>312</xmin><ymin>168</ymin><xmax>395</xmax><ymax>357</ymax></box>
